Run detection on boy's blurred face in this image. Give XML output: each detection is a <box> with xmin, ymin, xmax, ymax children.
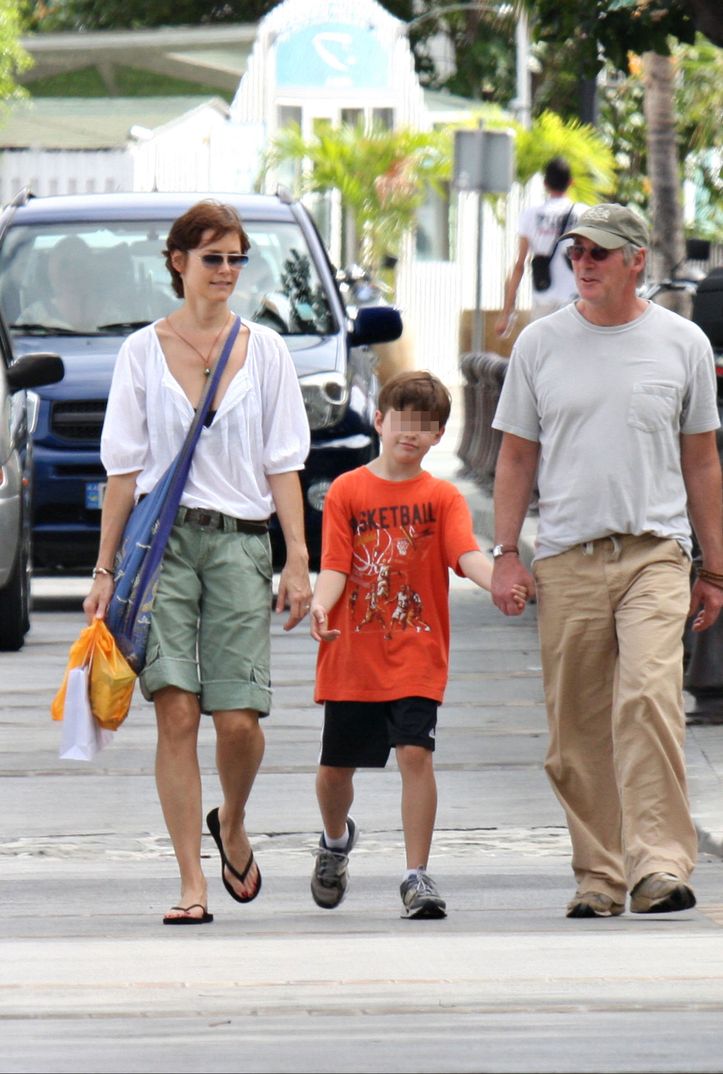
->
<box><xmin>375</xmin><ymin>407</ymin><xmax>444</xmax><ymax>467</ymax></box>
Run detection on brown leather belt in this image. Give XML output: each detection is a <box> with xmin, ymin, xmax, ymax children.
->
<box><xmin>176</xmin><ymin>506</ymin><xmax>269</xmax><ymax>534</ymax></box>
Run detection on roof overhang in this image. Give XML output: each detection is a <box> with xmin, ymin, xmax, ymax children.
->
<box><xmin>20</xmin><ymin>24</ymin><xmax>257</xmax><ymax>94</ymax></box>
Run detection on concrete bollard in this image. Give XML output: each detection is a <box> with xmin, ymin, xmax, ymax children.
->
<box><xmin>457</xmin><ymin>350</ymin><xmax>508</xmax><ymax>490</ymax></box>
<box><xmin>457</xmin><ymin>352</ymin><xmax>479</xmax><ymax>476</ymax></box>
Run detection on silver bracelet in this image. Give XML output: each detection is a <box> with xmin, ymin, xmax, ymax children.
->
<box><xmin>91</xmin><ymin>566</ymin><xmax>115</xmax><ymax>580</ymax></box>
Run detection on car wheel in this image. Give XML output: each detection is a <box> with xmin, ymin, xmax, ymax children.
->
<box><xmin>0</xmin><ymin>542</ymin><xmax>30</xmax><ymax>652</ymax></box>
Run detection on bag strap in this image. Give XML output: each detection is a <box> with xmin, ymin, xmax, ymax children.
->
<box><xmin>153</xmin><ymin>315</ymin><xmax>242</xmax><ymax>534</ymax></box>
<box><xmin>180</xmin><ymin>314</ymin><xmax>242</xmax><ymax>460</ymax></box>
<box><xmin>549</xmin><ymin>205</ymin><xmax>575</xmax><ymax>257</ymax></box>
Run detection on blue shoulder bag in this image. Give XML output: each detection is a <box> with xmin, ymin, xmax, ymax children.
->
<box><xmin>106</xmin><ymin>315</ymin><xmax>242</xmax><ymax>672</ymax></box>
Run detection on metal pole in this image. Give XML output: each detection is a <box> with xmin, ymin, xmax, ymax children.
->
<box><xmin>472</xmin><ymin>190</ymin><xmax>484</xmax><ymax>353</ymax></box>
<box><xmin>515</xmin><ymin>13</ymin><xmax>531</xmax><ymax>130</ymax></box>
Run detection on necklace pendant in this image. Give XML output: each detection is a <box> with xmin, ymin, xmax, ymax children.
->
<box><xmin>204</xmin><ymin>367</ymin><xmax>211</xmax><ymax>377</ymax></box>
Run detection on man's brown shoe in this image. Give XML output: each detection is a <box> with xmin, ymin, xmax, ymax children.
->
<box><xmin>566</xmin><ymin>891</ymin><xmax>625</xmax><ymax>918</ymax></box>
<box><xmin>630</xmin><ymin>872</ymin><xmax>696</xmax><ymax>914</ymax></box>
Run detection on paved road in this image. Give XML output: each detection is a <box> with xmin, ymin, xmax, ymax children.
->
<box><xmin>1</xmin><ymin>417</ymin><xmax>722</xmax><ymax>1074</ymax></box>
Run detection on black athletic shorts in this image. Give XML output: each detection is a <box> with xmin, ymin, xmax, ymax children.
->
<box><xmin>320</xmin><ymin>696</ymin><xmax>439</xmax><ymax>768</ymax></box>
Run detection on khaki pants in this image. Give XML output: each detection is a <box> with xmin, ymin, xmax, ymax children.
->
<box><xmin>534</xmin><ymin>534</ymin><xmax>697</xmax><ymax>901</ymax></box>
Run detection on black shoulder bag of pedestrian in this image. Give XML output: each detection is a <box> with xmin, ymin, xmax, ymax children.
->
<box><xmin>530</xmin><ymin>206</ymin><xmax>574</xmax><ymax>292</ymax></box>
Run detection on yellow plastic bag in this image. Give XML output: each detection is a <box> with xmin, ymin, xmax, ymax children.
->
<box><xmin>51</xmin><ymin>619</ymin><xmax>137</xmax><ymax>731</ymax></box>
<box><xmin>51</xmin><ymin>621</ymin><xmax>97</xmax><ymax>722</ymax></box>
<box><xmin>88</xmin><ymin>619</ymin><xmax>138</xmax><ymax>730</ymax></box>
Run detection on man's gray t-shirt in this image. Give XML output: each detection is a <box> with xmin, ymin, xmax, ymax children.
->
<box><xmin>492</xmin><ymin>302</ymin><xmax>720</xmax><ymax>559</ymax></box>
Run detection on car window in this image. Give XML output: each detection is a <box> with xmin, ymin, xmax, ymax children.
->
<box><xmin>0</xmin><ymin>219</ymin><xmax>335</xmax><ymax>338</ymax></box>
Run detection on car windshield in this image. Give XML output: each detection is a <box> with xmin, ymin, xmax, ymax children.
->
<box><xmin>0</xmin><ymin>218</ymin><xmax>335</xmax><ymax>337</ymax></box>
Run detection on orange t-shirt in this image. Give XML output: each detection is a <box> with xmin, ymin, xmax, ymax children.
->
<box><xmin>314</xmin><ymin>466</ymin><xmax>479</xmax><ymax>703</ymax></box>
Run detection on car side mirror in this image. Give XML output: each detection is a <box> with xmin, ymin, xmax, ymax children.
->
<box><xmin>348</xmin><ymin>306</ymin><xmax>403</xmax><ymax>348</ymax></box>
<box><xmin>6</xmin><ymin>352</ymin><xmax>64</xmax><ymax>391</ymax></box>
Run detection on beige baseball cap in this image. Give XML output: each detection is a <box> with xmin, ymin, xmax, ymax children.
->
<box><xmin>562</xmin><ymin>203</ymin><xmax>649</xmax><ymax>249</ymax></box>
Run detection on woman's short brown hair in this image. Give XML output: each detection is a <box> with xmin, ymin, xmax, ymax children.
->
<box><xmin>377</xmin><ymin>370</ymin><xmax>452</xmax><ymax>426</ymax></box>
<box><xmin>163</xmin><ymin>200</ymin><xmax>251</xmax><ymax>298</ymax></box>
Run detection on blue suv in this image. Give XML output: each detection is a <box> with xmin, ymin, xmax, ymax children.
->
<box><xmin>0</xmin><ymin>190</ymin><xmax>401</xmax><ymax>570</ymax></box>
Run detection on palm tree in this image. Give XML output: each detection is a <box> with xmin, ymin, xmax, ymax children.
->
<box><xmin>508</xmin><ymin>111</ymin><xmax>616</xmax><ymax>203</ymax></box>
<box><xmin>260</xmin><ymin>122</ymin><xmax>450</xmax><ymax>277</ymax></box>
<box><xmin>643</xmin><ymin>52</ymin><xmax>686</xmax><ymax>302</ymax></box>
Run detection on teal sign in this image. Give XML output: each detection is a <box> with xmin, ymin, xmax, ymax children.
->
<box><xmin>276</xmin><ymin>23</ymin><xmax>390</xmax><ymax>90</ymax></box>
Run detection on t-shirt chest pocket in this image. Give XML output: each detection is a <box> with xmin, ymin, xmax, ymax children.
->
<box><xmin>627</xmin><ymin>382</ymin><xmax>679</xmax><ymax>432</ymax></box>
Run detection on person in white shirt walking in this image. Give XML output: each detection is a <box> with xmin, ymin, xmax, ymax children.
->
<box><xmin>495</xmin><ymin>157</ymin><xmax>582</xmax><ymax>338</ymax></box>
<box><xmin>84</xmin><ymin>200</ymin><xmax>311</xmax><ymax>925</ymax></box>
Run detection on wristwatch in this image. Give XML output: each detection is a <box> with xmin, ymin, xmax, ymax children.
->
<box><xmin>492</xmin><ymin>544</ymin><xmax>519</xmax><ymax>559</ymax></box>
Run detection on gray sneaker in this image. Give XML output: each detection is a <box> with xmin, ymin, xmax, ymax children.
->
<box><xmin>310</xmin><ymin>817</ymin><xmax>358</xmax><ymax>909</ymax></box>
<box><xmin>400</xmin><ymin>868</ymin><xmax>447</xmax><ymax>919</ymax></box>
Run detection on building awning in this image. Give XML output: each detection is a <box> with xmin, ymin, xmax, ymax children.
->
<box><xmin>20</xmin><ymin>24</ymin><xmax>256</xmax><ymax>95</ymax></box>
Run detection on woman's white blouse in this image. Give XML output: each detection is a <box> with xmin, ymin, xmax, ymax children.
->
<box><xmin>101</xmin><ymin>319</ymin><xmax>310</xmax><ymax>520</ymax></box>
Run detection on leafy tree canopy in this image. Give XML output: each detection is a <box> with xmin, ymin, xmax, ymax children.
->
<box><xmin>0</xmin><ymin>0</ymin><xmax>32</xmax><ymax>97</ymax></box>
<box><xmin>23</xmin><ymin>1</ymin><xmax>273</xmax><ymax>31</ymax></box>
<box><xmin>527</xmin><ymin>0</ymin><xmax>722</xmax><ymax>74</ymax></box>
<box><xmin>23</xmin><ymin>1</ymin><xmax>416</xmax><ymax>32</ymax></box>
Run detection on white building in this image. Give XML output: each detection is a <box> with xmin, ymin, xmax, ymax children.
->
<box><xmin>230</xmin><ymin>0</ymin><xmax>530</xmax><ymax>381</ymax></box>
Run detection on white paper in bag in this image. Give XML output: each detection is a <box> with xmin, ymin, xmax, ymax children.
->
<box><xmin>59</xmin><ymin>665</ymin><xmax>114</xmax><ymax>761</ymax></box>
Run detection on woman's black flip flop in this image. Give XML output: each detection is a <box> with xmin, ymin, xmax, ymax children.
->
<box><xmin>206</xmin><ymin>807</ymin><xmax>262</xmax><ymax>904</ymax></box>
<box><xmin>163</xmin><ymin>903</ymin><xmax>214</xmax><ymax>925</ymax></box>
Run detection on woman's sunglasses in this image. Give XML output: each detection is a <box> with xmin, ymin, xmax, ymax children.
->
<box><xmin>567</xmin><ymin>244</ymin><xmax>613</xmax><ymax>262</ymax></box>
<box><xmin>191</xmin><ymin>252</ymin><xmax>249</xmax><ymax>269</ymax></box>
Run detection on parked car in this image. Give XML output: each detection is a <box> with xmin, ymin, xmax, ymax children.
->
<box><xmin>0</xmin><ymin>189</ymin><xmax>402</xmax><ymax>571</ymax></box>
<box><xmin>0</xmin><ymin>328</ymin><xmax>63</xmax><ymax>649</ymax></box>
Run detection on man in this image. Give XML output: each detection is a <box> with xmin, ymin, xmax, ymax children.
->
<box><xmin>491</xmin><ymin>203</ymin><xmax>723</xmax><ymax>918</ymax></box>
<box><xmin>495</xmin><ymin>157</ymin><xmax>582</xmax><ymax>338</ymax></box>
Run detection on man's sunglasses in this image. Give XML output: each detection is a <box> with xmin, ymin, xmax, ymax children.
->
<box><xmin>567</xmin><ymin>244</ymin><xmax>613</xmax><ymax>262</ymax></box>
<box><xmin>191</xmin><ymin>252</ymin><xmax>249</xmax><ymax>269</ymax></box>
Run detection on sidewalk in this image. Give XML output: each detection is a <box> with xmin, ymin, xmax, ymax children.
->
<box><xmin>1</xmin><ymin>386</ymin><xmax>722</xmax><ymax>1073</ymax></box>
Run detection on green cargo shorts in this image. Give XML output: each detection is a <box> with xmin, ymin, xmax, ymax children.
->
<box><xmin>140</xmin><ymin>517</ymin><xmax>273</xmax><ymax>715</ymax></box>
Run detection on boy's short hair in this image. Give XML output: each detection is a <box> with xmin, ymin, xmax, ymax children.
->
<box><xmin>377</xmin><ymin>371</ymin><xmax>452</xmax><ymax>426</ymax></box>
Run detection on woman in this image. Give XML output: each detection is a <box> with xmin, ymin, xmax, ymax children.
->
<box><xmin>84</xmin><ymin>200</ymin><xmax>311</xmax><ymax>924</ymax></box>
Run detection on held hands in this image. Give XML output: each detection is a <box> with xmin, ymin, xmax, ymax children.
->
<box><xmin>492</xmin><ymin>556</ymin><xmax>536</xmax><ymax>616</ymax></box>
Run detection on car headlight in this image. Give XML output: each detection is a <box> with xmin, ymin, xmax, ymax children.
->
<box><xmin>307</xmin><ymin>479</ymin><xmax>333</xmax><ymax>513</ymax></box>
<box><xmin>299</xmin><ymin>372</ymin><xmax>348</xmax><ymax>430</ymax></box>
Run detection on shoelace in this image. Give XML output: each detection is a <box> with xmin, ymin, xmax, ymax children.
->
<box><xmin>408</xmin><ymin>871</ymin><xmax>437</xmax><ymax>897</ymax></box>
<box><xmin>314</xmin><ymin>846</ymin><xmax>347</xmax><ymax>883</ymax></box>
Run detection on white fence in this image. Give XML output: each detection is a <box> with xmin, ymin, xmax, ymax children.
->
<box><xmin>0</xmin><ymin>149</ymin><xmax>131</xmax><ymax>204</ymax></box>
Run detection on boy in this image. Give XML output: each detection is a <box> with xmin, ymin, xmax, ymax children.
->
<box><xmin>309</xmin><ymin>371</ymin><xmax>527</xmax><ymax>918</ymax></box>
